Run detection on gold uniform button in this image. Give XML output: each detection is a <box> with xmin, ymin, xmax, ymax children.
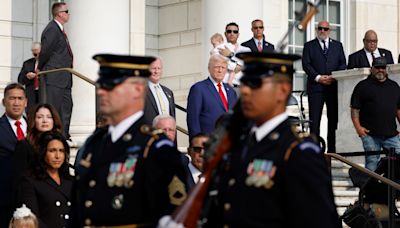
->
<box><xmin>89</xmin><ymin>180</ymin><xmax>96</xmax><ymax>187</ymax></box>
<box><xmin>228</xmin><ymin>178</ymin><xmax>235</xmax><ymax>186</ymax></box>
<box><xmin>85</xmin><ymin>218</ymin><xmax>91</xmax><ymax>225</ymax></box>
<box><xmin>55</xmin><ymin>201</ymin><xmax>61</xmax><ymax>207</ymax></box>
<box><xmin>224</xmin><ymin>203</ymin><xmax>231</xmax><ymax>211</ymax></box>
<box><xmin>85</xmin><ymin>200</ymin><xmax>93</xmax><ymax>208</ymax></box>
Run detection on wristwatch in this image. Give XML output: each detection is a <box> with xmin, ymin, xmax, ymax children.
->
<box><xmin>229</xmin><ymin>52</ymin><xmax>235</xmax><ymax>58</ymax></box>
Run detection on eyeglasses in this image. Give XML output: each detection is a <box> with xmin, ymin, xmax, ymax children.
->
<box><xmin>365</xmin><ymin>39</ymin><xmax>378</xmax><ymax>43</ymax></box>
<box><xmin>317</xmin><ymin>27</ymin><xmax>330</xmax><ymax>31</ymax></box>
<box><xmin>226</xmin><ymin>30</ymin><xmax>239</xmax><ymax>34</ymax></box>
<box><xmin>252</xmin><ymin>26</ymin><xmax>264</xmax><ymax>30</ymax></box>
<box><xmin>59</xmin><ymin>10</ymin><xmax>69</xmax><ymax>14</ymax></box>
<box><xmin>190</xmin><ymin>146</ymin><xmax>204</xmax><ymax>153</ymax></box>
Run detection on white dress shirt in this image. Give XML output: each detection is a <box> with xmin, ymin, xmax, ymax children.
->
<box><xmin>108</xmin><ymin>111</ymin><xmax>143</xmax><ymax>143</ymax></box>
<box><xmin>148</xmin><ymin>81</ymin><xmax>170</xmax><ymax>115</ymax></box>
<box><xmin>6</xmin><ymin>115</ymin><xmax>27</xmax><ymax>138</ymax></box>
<box><xmin>251</xmin><ymin>112</ymin><xmax>288</xmax><ymax>142</ymax></box>
<box><xmin>364</xmin><ymin>48</ymin><xmax>381</xmax><ymax>67</ymax></box>
<box><xmin>209</xmin><ymin>76</ymin><xmax>227</xmax><ymax>99</ymax></box>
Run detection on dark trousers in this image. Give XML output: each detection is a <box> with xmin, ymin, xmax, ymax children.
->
<box><xmin>308</xmin><ymin>85</ymin><xmax>338</xmax><ymax>152</ymax></box>
<box><xmin>46</xmin><ymin>85</ymin><xmax>73</xmax><ymax>138</ymax></box>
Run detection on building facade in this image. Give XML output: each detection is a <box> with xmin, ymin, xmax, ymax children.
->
<box><xmin>1</xmin><ymin>0</ymin><xmax>399</xmax><ymax>146</ymax></box>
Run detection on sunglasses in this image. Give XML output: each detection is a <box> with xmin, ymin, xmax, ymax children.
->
<box><xmin>317</xmin><ymin>27</ymin><xmax>329</xmax><ymax>31</ymax></box>
<box><xmin>190</xmin><ymin>146</ymin><xmax>204</xmax><ymax>153</ymax></box>
<box><xmin>59</xmin><ymin>10</ymin><xmax>69</xmax><ymax>14</ymax></box>
<box><xmin>252</xmin><ymin>26</ymin><xmax>264</xmax><ymax>29</ymax></box>
<box><xmin>226</xmin><ymin>30</ymin><xmax>239</xmax><ymax>34</ymax></box>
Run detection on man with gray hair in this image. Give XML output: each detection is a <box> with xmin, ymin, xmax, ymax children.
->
<box><xmin>187</xmin><ymin>54</ymin><xmax>237</xmax><ymax>139</ymax></box>
<box><xmin>18</xmin><ymin>42</ymin><xmax>41</xmax><ymax>113</ymax></box>
<box><xmin>153</xmin><ymin>114</ymin><xmax>176</xmax><ymax>142</ymax></box>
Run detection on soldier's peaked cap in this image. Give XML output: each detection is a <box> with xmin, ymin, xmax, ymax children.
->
<box><xmin>93</xmin><ymin>54</ymin><xmax>155</xmax><ymax>88</ymax></box>
<box><xmin>236</xmin><ymin>52</ymin><xmax>301</xmax><ymax>82</ymax></box>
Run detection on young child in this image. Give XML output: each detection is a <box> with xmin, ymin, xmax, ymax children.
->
<box><xmin>210</xmin><ymin>33</ymin><xmax>236</xmax><ymax>86</ymax></box>
<box><xmin>9</xmin><ymin>204</ymin><xmax>38</xmax><ymax>228</ymax></box>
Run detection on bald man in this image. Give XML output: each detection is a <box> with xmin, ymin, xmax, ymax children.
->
<box><xmin>302</xmin><ymin>20</ymin><xmax>347</xmax><ymax>153</ymax></box>
<box><xmin>347</xmin><ymin>30</ymin><xmax>394</xmax><ymax>69</ymax></box>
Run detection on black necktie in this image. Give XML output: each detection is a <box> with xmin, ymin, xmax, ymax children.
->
<box><xmin>241</xmin><ymin>132</ymin><xmax>257</xmax><ymax>160</ymax></box>
<box><xmin>371</xmin><ymin>52</ymin><xmax>375</xmax><ymax>60</ymax></box>
<box><xmin>322</xmin><ymin>40</ymin><xmax>328</xmax><ymax>55</ymax></box>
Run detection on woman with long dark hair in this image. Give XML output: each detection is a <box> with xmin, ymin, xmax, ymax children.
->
<box><xmin>13</xmin><ymin>104</ymin><xmax>63</xmax><ymax>184</ymax></box>
<box><xmin>16</xmin><ymin>131</ymin><xmax>72</xmax><ymax>228</ymax></box>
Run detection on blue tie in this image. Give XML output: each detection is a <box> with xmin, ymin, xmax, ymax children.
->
<box><xmin>322</xmin><ymin>40</ymin><xmax>328</xmax><ymax>55</ymax></box>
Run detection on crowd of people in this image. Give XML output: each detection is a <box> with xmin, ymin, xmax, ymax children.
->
<box><xmin>1</xmin><ymin>1</ymin><xmax>400</xmax><ymax>228</ymax></box>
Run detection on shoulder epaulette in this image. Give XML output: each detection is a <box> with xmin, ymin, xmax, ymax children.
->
<box><xmin>284</xmin><ymin>126</ymin><xmax>320</xmax><ymax>161</ymax></box>
<box><xmin>140</xmin><ymin>124</ymin><xmax>165</xmax><ymax>158</ymax></box>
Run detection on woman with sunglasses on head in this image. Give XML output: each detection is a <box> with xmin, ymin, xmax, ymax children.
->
<box><xmin>16</xmin><ymin>131</ymin><xmax>72</xmax><ymax>228</ymax></box>
<box><xmin>13</xmin><ymin>104</ymin><xmax>63</xmax><ymax>187</ymax></box>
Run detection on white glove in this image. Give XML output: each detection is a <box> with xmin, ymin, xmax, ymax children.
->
<box><xmin>157</xmin><ymin>215</ymin><xmax>185</xmax><ymax>228</ymax></box>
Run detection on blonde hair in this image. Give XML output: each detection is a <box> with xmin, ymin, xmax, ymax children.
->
<box><xmin>210</xmin><ymin>33</ymin><xmax>224</xmax><ymax>43</ymax></box>
<box><xmin>9</xmin><ymin>205</ymin><xmax>38</xmax><ymax>228</ymax></box>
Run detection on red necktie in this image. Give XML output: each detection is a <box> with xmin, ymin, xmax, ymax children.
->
<box><xmin>34</xmin><ymin>60</ymin><xmax>39</xmax><ymax>90</ymax></box>
<box><xmin>217</xmin><ymin>82</ymin><xmax>228</xmax><ymax>111</ymax></box>
<box><xmin>63</xmin><ymin>30</ymin><xmax>74</xmax><ymax>66</ymax></box>
<box><xmin>15</xmin><ymin>120</ymin><xmax>25</xmax><ymax>141</ymax></box>
<box><xmin>257</xmin><ymin>41</ymin><xmax>262</xmax><ymax>52</ymax></box>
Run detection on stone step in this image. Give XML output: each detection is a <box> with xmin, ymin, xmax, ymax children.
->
<box><xmin>332</xmin><ymin>180</ymin><xmax>354</xmax><ymax>187</ymax></box>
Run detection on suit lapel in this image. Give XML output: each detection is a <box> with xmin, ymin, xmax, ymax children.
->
<box><xmin>146</xmin><ymin>88</ymin><xmax>159</xmax><ymax>115</ymax></box>
<box><xmin>205</xmin><ymin>78</ymin><xmax>226</xmax><ymax>111</ymax></box>
<box><xmin>223</xmin><ymin>83</ymin><xmax>234</xmax><ymax>108</ymax></box>
<box><xmin>161</xmin><ymin>85</ymin><xmax>174</xmax><ymax>114</ymax></box>
<box><xmin>44</xmin><ymin>176</ymin><xmax>71</xmax><ymax>200</ymax></box>
<box><xmin>0</xmin><ymin>115</ymin><xmax>17</xmax><ymax>141</ymax></box>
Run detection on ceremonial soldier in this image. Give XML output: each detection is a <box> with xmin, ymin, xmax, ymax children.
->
<box><xmin>204</xmin><ymin>52</ymin><xmax>341</xmax><ymax>228</ymax></box>
<box><xmin>71</xmin><ymin>54</ymin><xmax>187</xmax><ymax>227</ymax></box>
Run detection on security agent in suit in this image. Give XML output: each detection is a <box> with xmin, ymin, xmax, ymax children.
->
<box><xmin>302</xmin><ymin>20</ymin><xmax>347</xmax><ymax>153</ymax></box>
<box><xmin>187</xmin><ymin>54</ymin><xmax>237</xmax><ymax>139</ymax></box>
<box><xmin>0</xmin><ymin>83</ymin><xmax>27</xmax><ymax>228</ymax></box>
<box><xmin>241</xmin><ymin>19</ymin><xmax>275</xmax><ymax>53</ymax></box>
<box><xmin>71</xmin><ymin>54</ymin><xmax>188</xmax><ymax>227</ymax></box>
<box><xmin>205</xmin><ymin>52</ymin><xmax>341</xmax><ymax>228</ymax></box>
<box><xmin>39</xmin><ymin>2</ymin><xmax>73</xmax><ymax>139</ymax></box>
<box><xmin>18</xmin><ymin>42</ymin><xmax>41</xmax><ymax>113</ymax></box>
<box><xmin>144</xmin><ymin>58</ymin><xmax>176</xmax><ymax>125</ymax></box>
<box><xmin>348</xmin><ymin>30</ymin><xmax>394</xmax><ymax>69</ymax></box>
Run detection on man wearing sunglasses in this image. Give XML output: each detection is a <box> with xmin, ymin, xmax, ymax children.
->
<box><xmin>18</xmin><ymin>42</ymin><xmax>41</xmax><ymax>113</ymax></box>
<box><xmin>347</xmin><ymin>30</ymin><xmax>394</xmax><ymax>69</ymax></box>
<box><xmin>72</xmin><ymin>54</ymin><xmax>188</xmax><ymax>227</ymax></box>
<box><xmin>242</xmin><ymin>19</ymin><xmax>275</xmax><ymax>53</ymax></box>
<box><xmin>302</xmin><ymin>20</ymin><xmax>347</xmax><ymax>153</ymax></box>
<box><xmin>39</xmin><ymin>2</ymin><xmax>73</xmax><ymax>139</ymax></box>
<box><xmin>219</xmin><ymin>22</ymin><xmax>250</xmax><ymax>86</ymax></box>
<box><xmin>351</xmin><ymin>57</ymin><xmax>400</xmax><ymax>171</ymax></box>
<box><xmin>203</xmin><ymin>52</ymin><xmax>340</xmax><ymax>227</ymax></box>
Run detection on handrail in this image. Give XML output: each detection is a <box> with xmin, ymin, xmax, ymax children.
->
<box><xmin>325</xmin><ymin>153</ymin><xmax>400</xmax><ymax>190</ymax></box>
<box><xmin>38</xmin><ymin>67</ymin><xmax>95</xmax><ymax>85</ymax></box>
<box><xmin>38</xmin><ymin>68</ymin><xmax>189</xmax><ymax>135</ymax></box>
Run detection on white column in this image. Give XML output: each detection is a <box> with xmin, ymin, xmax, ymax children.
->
<box><xmin>65</xmin><ymin>0</ymin><xmax>130</xmax><ymax>142</ymax></box>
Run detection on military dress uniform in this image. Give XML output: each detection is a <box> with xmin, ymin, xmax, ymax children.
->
<box><xmin>204</xmin><ymin>52</ymin><xmax>341</xmax><ymax>228</ymax></box>
<box><xmin>71</xmin><ymin>54</ymin><xmax>187</xmax><ymax>228</ymax></box>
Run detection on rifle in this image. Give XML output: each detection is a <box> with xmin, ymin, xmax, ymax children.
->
<box><xmin>172</xmin><ymin>1</ymin><xmax>322</xmax><ymax>227</ymax></box>
<box><xmin>173</xmin><ymin>102</ymin><xmax>247</xmax><ymax>228</ymax></box>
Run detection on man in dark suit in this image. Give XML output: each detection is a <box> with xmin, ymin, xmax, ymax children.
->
<box><xmin>144</xmin><ymin>58</ymin><xmax>175</xmax><ymax>125</ymax></box>
<box><xmin>72</xmin><ymin>54</ymin><xmax>188</xmax><ymax>227</ymax></box>
<box><xmin>302</xmin><ymin>20</ymin><xmax>347</xmax><ymax>153</ymax></box>
<box><xmin>241</xmin><ymin>19</ymin><xmax>275</xmax><ymax>53</ymax></box>
<box><xmin>18</xmin><ymin>42</ymin><xmax>41</xmax><ymax>113</ymax></box>
<box><xmin>187</xmin><ymin>54</ymin><xmax>237</xmax><ymax>139</ymax></box>
<box><xmin>39</xmin><ymin>2</ymin><xmax>73</xmax><ymax>139</ymax></box>
<box><xmin>0</xmin><ymin>83</ymin><xmax>27</xmax><ymax>228</ymax></box>
<box><xmin>203</xmin><ymin>52</ymin><xmax>341</xmax><ymax>227</ymax></box>
<box><xmin>348</xmin><ymin>30</ymin><xmax>394</xmax><ymax>69</ymax></box>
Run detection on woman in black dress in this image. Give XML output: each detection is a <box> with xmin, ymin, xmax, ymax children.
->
<box><xmin>16</xmin><ymin>131</ymin><xmax>72</xmax><ymax>228</ymax></box>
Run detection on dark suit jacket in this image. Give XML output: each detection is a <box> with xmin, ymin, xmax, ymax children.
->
<box><xmin>187</xmin><ymin>78</ymin><xmax>237</xmax><ymax>139</ymax></box>
<box><xmin>242</xmin><ymin>38</ymin><xmax>274</xmax><ymax>53</ymax></box>
<box><xmin>347</xmin><ymin>48</ymin><xmax>394</xmax><ymax>69</ymax></box>
<box><xmin>302</xmin><ymin>38</ymin><xmax>347</xmax><ymax>93</ymax></box>
<box><xmin>39</xmin><ymin>20</ymin><xmax>73</xmax><ymax>89</ymax></box>
<box><xmin>17</xmin><ymin>174</ymin><xmax>73</xmax><ymax>228</ymax></box>
<box><xmin>0</xmin><ymin>114</ymin><xmax>18</xmax><ymax>210</ymax></box>
<box><xmin>18</xmin><ymin>57</ymin><xmax>38</xmax><ymax>112</ymax></box>
<box><xmin>144</xmin><ymin>84</ymin><xmax>176</xmax><ymax>125</ymax></box>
